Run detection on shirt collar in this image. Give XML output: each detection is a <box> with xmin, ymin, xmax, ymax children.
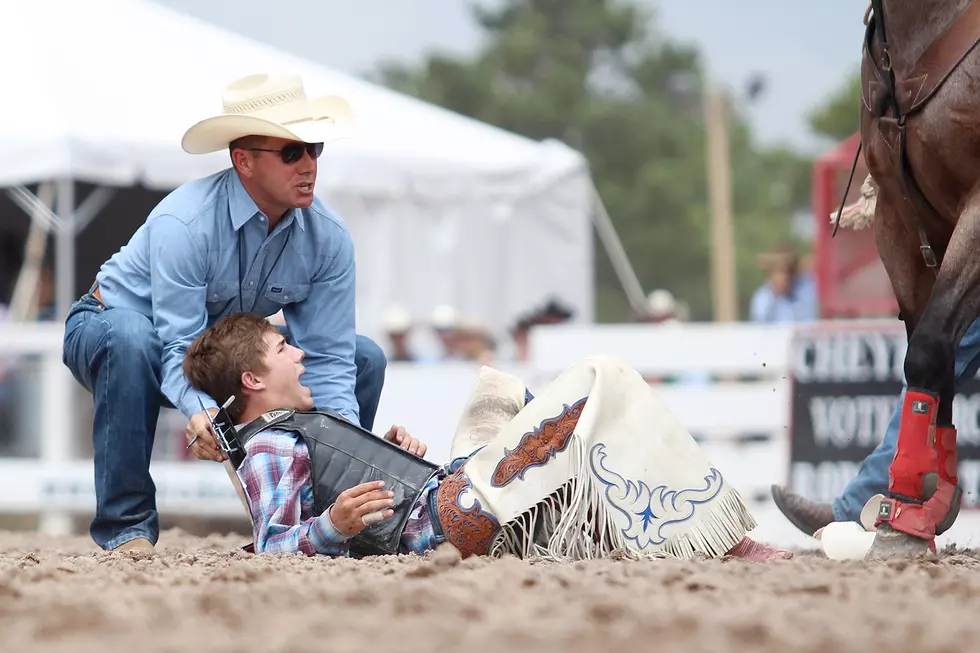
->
<box><xmin>227</xmin><ymin>170</ymin><xmax>307</xmax><ymax>233</ymax></box>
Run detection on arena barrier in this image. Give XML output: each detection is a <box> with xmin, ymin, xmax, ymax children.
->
<box><xmin>4</xmin><ymin>318</ymin><xmax>980</xmax><ymax>547</ymax></box>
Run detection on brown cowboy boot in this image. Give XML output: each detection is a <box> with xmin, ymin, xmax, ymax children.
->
<box><xmin>770</xmin><ymin>485</ymin><xmax>834</xmax><ymax>536</ymax></box>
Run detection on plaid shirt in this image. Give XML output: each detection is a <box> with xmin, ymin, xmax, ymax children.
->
<box><xmin>237</xmin><ymin>428</ymin><xmax>442</xmax><ymax>557</ymax></box>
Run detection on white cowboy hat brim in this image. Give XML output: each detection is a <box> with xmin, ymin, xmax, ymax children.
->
<box><xmin>181</xmin><ymin>94</ymin><xmax>356</xmax><ymax>155</ymax></box>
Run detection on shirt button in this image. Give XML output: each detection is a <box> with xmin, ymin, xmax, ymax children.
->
<box><xmin>211</xmin><ymin>294</ymin><xmax>217</xmax><ymax>300</ymax></box>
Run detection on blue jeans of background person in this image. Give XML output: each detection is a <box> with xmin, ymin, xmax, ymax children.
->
<box><xmin>62</xmin><ymin>293</ymin><xmax>387</xmax><ymax>550</ymax></box>
<box><xmin>833</xmin><ymin>318</ymin><xmax>980</xmax><ymax>522</ymax></box>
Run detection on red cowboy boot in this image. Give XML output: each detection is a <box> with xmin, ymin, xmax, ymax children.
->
<box><xmin>934</xmin><ymin>425</ymin><xmax>962</xmax><ymax>535</ymax></box>
<box><xmin>872</xmin><ymin>389</ymin><xmax>953</xmax><ymax>552</ymax></box>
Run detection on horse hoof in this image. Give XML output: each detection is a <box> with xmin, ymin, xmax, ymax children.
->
<box><xmin>864</xmin><ymin>523</ymin><xmax>934</xmax><ymax>561</ymax></box>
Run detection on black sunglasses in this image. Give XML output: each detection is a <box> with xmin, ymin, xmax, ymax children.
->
<box><xmin>244</xmin><ymin>142</ymin><xmax>324</xmax><ymax>164</ymax></box>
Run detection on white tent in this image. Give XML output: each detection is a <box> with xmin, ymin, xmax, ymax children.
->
<box><xmin>1</xmin><ymin>0</ymin><xmax>596</xmax><ymax>346</ymax></box>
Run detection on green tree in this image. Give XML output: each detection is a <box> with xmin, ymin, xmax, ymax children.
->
<box><xmin>808</xmin><ymin>71</ymin><xmax>861</xmax><ymax>141</ymax></box>
<box><xmin>373</xmin><ymin>0</ymin><xmax>812</xmax><ymax>322</ymax></box>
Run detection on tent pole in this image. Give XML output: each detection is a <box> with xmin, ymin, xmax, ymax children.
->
<box><xmin>30</xmin><ymin>177</ymin><xmax>79</xmax><ymax>536</ymax></box>
<box><xmin>55</xmin><ymin>178</ymin><xmax>76</xmax><ymax>321</ymax></box>
<box><xmin>9</xmin><ymin>183</ymin><xmax>55</xmax><ymax>321</ymax></box>
<box><xmin>7</xmin><ymin>185</ymin><xmax>59</xmax><ymax>231</ymax></box>
<box><xmin>74</xmin><ymin>186</ymin><xmax>115</xmax><ymax>233</ymax></box>
<box><xmin>590</xmin><ymin>185</ymin><xmax>648</xmax><ymax>316</ymax></box>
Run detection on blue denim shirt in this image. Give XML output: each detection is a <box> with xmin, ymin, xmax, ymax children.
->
<box><xmin>748</xmin><ymin>274</ymin><xmax>818</xmax><ymax>324</ymax></box>
<box><xmin>94</xmin><ymin>168</ymin><xmax>359</xmax><ymax>424</ymax></box>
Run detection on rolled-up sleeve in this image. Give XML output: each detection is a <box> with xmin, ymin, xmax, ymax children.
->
<box><xmin>148</xmin><ymin>214</ymin><xmax>217</xmax><ymax>418</ymax></box>
<box><xmin>283</xmin><ymin>224</ymin><xmax>359</xmax><ymax>425</ymax></box>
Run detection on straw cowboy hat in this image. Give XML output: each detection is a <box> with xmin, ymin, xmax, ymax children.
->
<box><xmin>756</xmin><ymin>244</ymin><xmax>799</xmax><ymax>271</ymax></box>
<box><xmin>381</xmin><ymin>304</ymin><xmax>413</xmax><ymax>334</ymax></box>
<box><xmin>181</xmin><ymin>73</ymin><xmax>356</xmax><ymax>155</ymax></box>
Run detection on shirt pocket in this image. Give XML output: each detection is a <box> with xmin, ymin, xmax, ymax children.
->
<box><xmin>263</xmin><ymin>281</ymin><xmax>312</xmax><ymax>307</ymax></box>
<box><xmin>205</xmin><ymin>280</ymin><xmax>239</xmax><ymax>316</ymax></box>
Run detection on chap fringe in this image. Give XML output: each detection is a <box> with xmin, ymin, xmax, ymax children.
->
<box><xmin>486</xmin><ymin>437</ymin><xmax>757</xmax><ymax>561</ymax></box>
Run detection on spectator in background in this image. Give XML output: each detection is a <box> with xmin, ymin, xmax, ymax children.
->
<box><xmin>431</xmin><ymin>304</ymin><xmax>460</xmax><ymax>361</ymax></box>
<box><xmin>635</xmin><ymin>289</ymin><xmax>687</xmax><ymax>324</ymax></box>
<box><xmin>511</xmin><ymin>298</ymin><xmax>574</xmax><ymax>362</ymax></box>
<box><xmin>454</xmin><ymin>319</ymin><xmax>497</xmax><ymax>365</ymax></box>
<box><xmin>511</xmin><ymin>318</ymin><xmax>533</xmax><ymax>363</ymax></box>
<box><xmin>749</xmin><ymin>245</ymin><xmax>817</xmax><ymax>323</ymax></box>
<box><xmin>625</xmin><ymin>289</ymin><xmax>708</xmax><ymax>386</ymax></box>
<box><xmin>381</xmin><ymin>304</ymin><xmax>415</xmax><ymax>362</ymax></box>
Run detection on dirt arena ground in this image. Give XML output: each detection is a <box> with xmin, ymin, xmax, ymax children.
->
<box><xmin>1</xmin><ymin>528</ymin><xmax>979</xmax><ymax>653</ymax></box>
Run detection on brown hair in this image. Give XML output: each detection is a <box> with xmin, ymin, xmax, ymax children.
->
<box><xmin>228</xmin><ymin>135</ymin><xmax>267</xmax><ymax>155</ymax></box>
<box><xmin>183</xmin><ymin>313</ymin><xmax>277</xmax><ymax>422</ymax></box>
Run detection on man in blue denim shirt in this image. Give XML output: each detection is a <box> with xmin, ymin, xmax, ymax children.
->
<box><xmin>61</xmin><ymin>73</ymin><xmax>386</xmax><ymax>554</ymax></box>
<box><xmin>772</xmin><ymin>318</ymin><xmax>980</xmax><ymax>536</ymax></box>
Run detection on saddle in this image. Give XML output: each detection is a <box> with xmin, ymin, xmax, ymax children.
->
<box><xmin>861</xmin><ymin>0</ymin><xmax>980</xmax><ymax>269</ymax></box>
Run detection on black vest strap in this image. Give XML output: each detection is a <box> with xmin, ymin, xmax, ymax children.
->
<box><xmin>234</xmin><ymin>408</ymin><xmax>298</xmax><ymax>461</ymax></box>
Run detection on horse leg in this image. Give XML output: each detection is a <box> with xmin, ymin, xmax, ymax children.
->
<box><xmin>867</xmin><ymin>200</ymin><xmax>979</xmax><ymax>559</ymax></box>
<box><xmin>902</xmin><ymin>312</ymin><xmax>960</xmax><ymax>538</ymax></box>
<box><xmin>860</xmin><ymin>190</ymin><xmax>938</xmax><ymax>559</ymax></box>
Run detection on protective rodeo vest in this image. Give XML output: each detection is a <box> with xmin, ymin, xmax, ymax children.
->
<box><xmin>236</xmin><ymin>409</ymin><xmax>440</xmax><ymax>557</ymax></box>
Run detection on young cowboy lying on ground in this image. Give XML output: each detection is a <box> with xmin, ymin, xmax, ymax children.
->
<box><xmin>183</xmin><ymin>313</ymin><xmax>793</xmax><ymax>562</ymax></box>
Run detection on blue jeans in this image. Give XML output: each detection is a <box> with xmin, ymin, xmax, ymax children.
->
<box><xmin>62</xmin><ymin>294</ymin><xmax>387</xmax><ymax>550</ymax></box>
<box><xmin>833</xmin><ymin>318</ymin><xmax>980</xmax><ymax>522</ymax></box>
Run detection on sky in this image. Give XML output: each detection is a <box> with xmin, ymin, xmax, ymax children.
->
<box><xmin>153</xmin><ymin>0</ymin><xmax>870</xmax><ymax>154</ymax></box>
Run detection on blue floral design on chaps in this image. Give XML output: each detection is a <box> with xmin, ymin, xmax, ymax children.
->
<box><xmin>589</xmin><ymin>443</ymin><xmax>724</xmax><ymax>549</ymax></box>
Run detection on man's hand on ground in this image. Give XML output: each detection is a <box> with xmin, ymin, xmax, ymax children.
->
<box><xmin>383</xmin><ymin>425</ymin><xmax>427</xmax><ymax>458</ymax></box>
<box><xmin>329</xmin><ymin>481</ymin><xmax>396</xmax><ymax>536</ymax></box>
<box><xmin>185</xmin><ymin>409</ymin><xmax>226</xmax><ymax>462</ymax></box>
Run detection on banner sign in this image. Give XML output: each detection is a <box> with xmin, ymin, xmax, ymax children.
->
<box><xmin>788</xmin><ymin>323</ymin><xmax>980</xmax><ymax>508</ymax></box>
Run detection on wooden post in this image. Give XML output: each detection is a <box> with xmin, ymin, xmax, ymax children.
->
<box><xmin>704</xmin><ymin>84</ymin><xmax>738</xmax><ymax>322</ymax></box>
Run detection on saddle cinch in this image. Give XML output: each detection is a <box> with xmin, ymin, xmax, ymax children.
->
<box><xmin>207</xmin><ymin>403</ymin><xmax>440</xmax><ymax>558</ymax></box>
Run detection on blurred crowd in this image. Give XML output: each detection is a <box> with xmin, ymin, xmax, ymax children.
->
<box><xmin>376</xmin><ymin>296</ymin><xmax>576</xmax><ymax>366</ymax></box>
<box><xmin>371</xmin><ymin>243</ymin><xmax>818</xmax><ymax>367</ymax></box>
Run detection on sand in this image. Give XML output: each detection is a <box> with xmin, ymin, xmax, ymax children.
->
<box><xmin>1</xmin><ymin>529</ymin><xmax>979</xmax><ymax>653</ymax></box>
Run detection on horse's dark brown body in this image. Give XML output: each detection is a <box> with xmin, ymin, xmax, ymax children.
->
<box><xmin>860</xmin><ymin>0</ymin><xmax>980</xmax><ymax>557</ymax></box>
